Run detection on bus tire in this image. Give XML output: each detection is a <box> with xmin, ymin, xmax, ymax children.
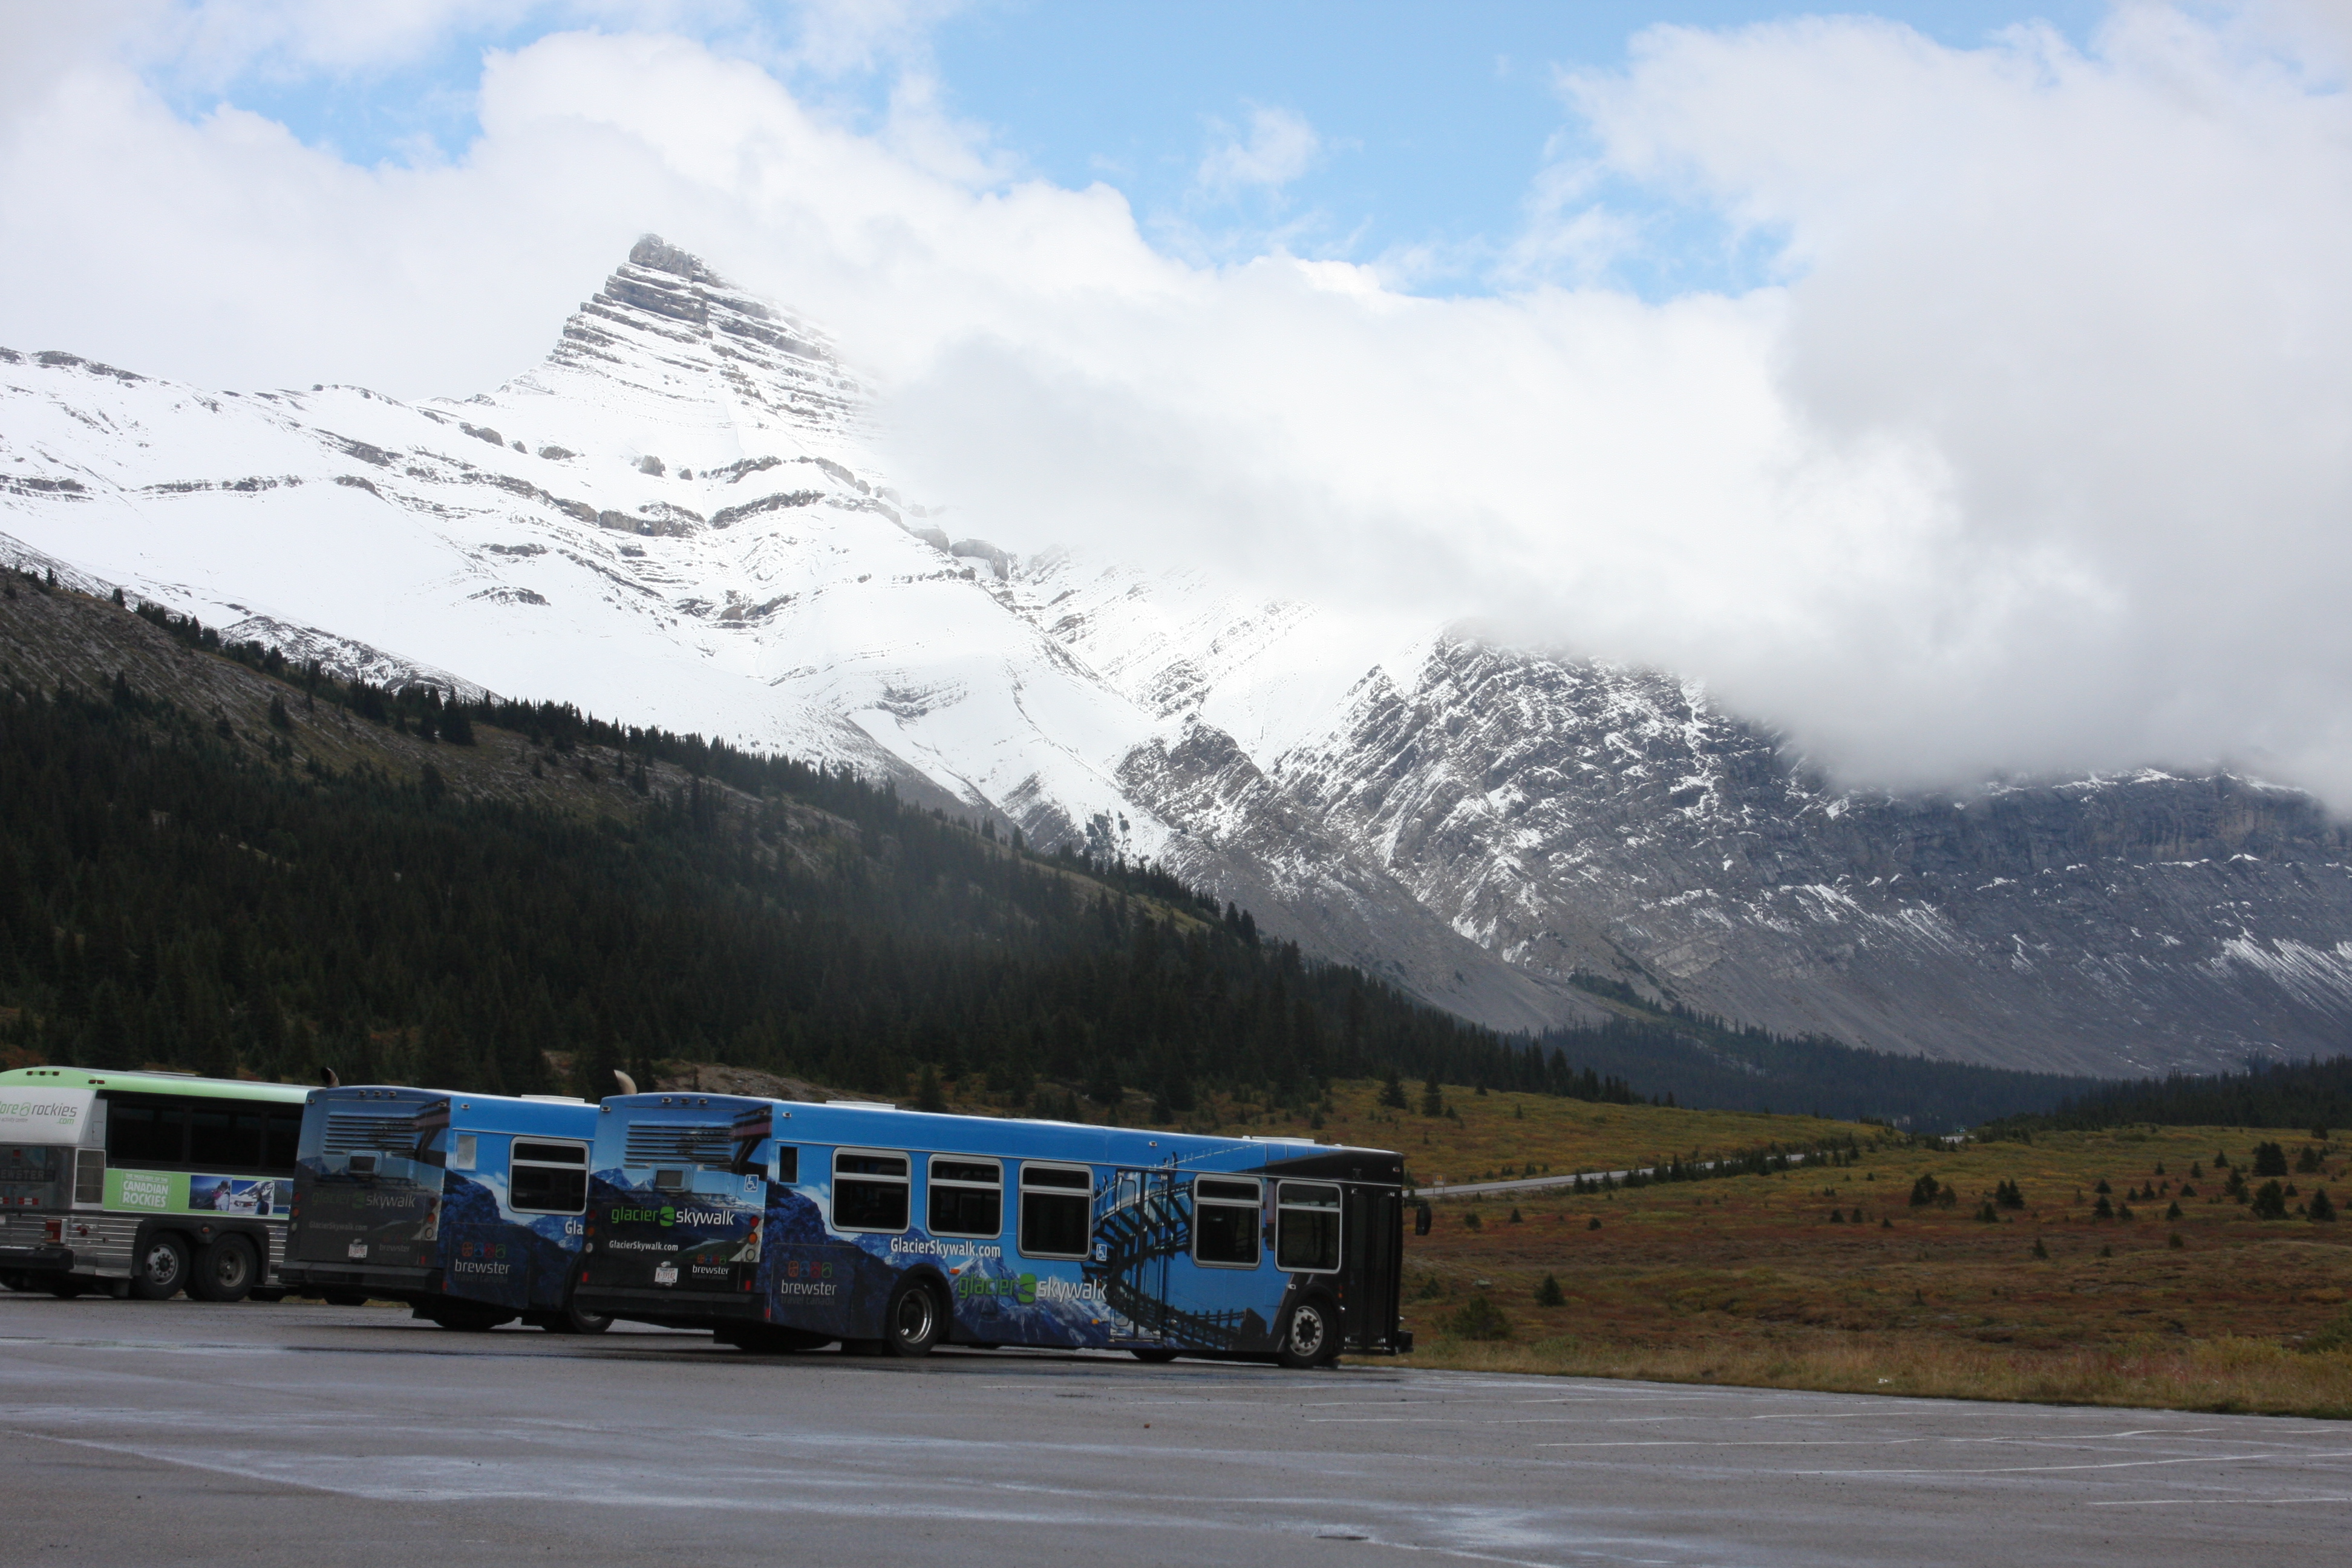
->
<box><xmin>1130</xmin><ymin>1348</ymin><xmax>1180</xmax><ymax>1364</ymax></box>
<box><xmin>1275</xmin><ymin>1295</ymin><xmax>1338</xmax><ymax>1370</ymax></box>
<box><xmin>190</xmin><ymin>1235</ymin><xmax>258</xmax><ymax>1303</ymax></box>
<box><xmin>881</xmin><ymin>1279</ymin><xmax>946</xmax><ymax>1357</ymax></box>
<box><xmin>129</xmin><ymin>1233</ymin><xmax>191</xmax><ymax>1301</ymax></box>
<box><xmin>542</xmin><ymin>1298</ymin><xmax>613</xmax><ymax>1335</ymax></box>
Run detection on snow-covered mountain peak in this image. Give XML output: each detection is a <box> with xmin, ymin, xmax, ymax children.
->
<box><xmin>449</xmin><ymin>234</ymin><xmax>871</xmax><ymax>480</ymax></box>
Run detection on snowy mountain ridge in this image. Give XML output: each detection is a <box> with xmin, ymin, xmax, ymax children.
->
<box><xmin>8</xmin><ymin>236</ymin><xmax>2352</xmax><ymax>1078</ymax></box>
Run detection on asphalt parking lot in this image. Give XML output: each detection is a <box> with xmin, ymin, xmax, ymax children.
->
<box><xmin>2</xmin><ymin>1295</ymin><xmax>2345</xmax><ymax>1566</ymax></box>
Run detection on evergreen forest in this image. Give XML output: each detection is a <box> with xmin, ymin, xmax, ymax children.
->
<box><xmin>0</xmin><ymin>613</ymin><xmax>1540</xmax><ymax>1115</ymax></box>
<box><xmin>1983</xmin><ymin>1054</ymin><xmax>2352</xmax><ymax>1135</ymax></box>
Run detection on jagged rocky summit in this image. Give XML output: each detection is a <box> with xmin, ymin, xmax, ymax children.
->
<box><xmin>6</xmin><ymin>235</ymin><xmax>2350</xmax><ymax>1078</ymax></box>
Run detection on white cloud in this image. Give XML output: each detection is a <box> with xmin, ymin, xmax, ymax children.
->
<box><xmin>2</xmin><ymin>7</ymin><xmax>2350</xmax><ymax>807</ymax></box>
<box><xmin>1195</xmin><ymin>105</ymin><xmax>1324</xmax><ymax>195</ymax></box>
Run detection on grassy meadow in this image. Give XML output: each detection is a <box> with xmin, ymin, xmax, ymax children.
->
<box><xmin>1293</xmin><ymin>1081</ymin><xmax>2352</xmax><ymax>1416</ymax></box>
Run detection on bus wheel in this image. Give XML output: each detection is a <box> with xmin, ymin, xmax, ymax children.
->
<box><xmin>543</xmin><ymin>1299</ymin><xmax>613</xmax><ymax>1335</ymax></box>
<box><xmin>1130</xmin><ymin>1348</ymin><xmax>1180</xmax><ymax>1364</ymax></box>
<box><xmin>881</xmin><ymin>1280</ymin><xmax>945</xmax><ymax>1357</ymax></box>
<box><xmin>129</xmin><ymin>1234</ymin><xmax>191</xmax><ymax>1301</ymax></box>
<box><xmin>189</xmin><ymin>1236</ymin><xmax>257</xmax><ymax>1303</ymax></box>
<box><xmin>1276</xmin><ymin>1297</ymin><xmax>1337</xmax><ymax>1370</ymax></box>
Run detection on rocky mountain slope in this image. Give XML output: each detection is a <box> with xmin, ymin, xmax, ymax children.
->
<box><xmin>7</xmin><ymin>236</ymin><xmax>2349</xmax><ymax>1076</ymax></box>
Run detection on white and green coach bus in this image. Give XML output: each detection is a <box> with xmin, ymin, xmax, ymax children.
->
<box><xmin>0</xmin><ymin>1067</ymin><xmax>312</xmax><ymax>1302</ymax></box>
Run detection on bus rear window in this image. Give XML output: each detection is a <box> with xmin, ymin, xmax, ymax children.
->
<box><xmin>0</xmin><ymin>1145</ymin><xmax>64</xmax><ymax>1205</ymax></box>
<box><xmin>1018</xmin><ymin>1164</ymin><xmax>1091</xmax><ymax>1259</ymax></box>
<box><xmin>834</xmin><ymin>1148</ymin><xmax>910</xmax><ymax>1232</ymax></box>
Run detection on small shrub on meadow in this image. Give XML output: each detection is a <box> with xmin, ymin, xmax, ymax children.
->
<box><xmin>1445</xmin><ymin>1293</ymin><xmax>1513</xmax><ymax>1342</ymax></box>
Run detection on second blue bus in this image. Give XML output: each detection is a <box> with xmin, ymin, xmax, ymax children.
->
<box><xmin>575</xmin><ymin>1094</ymin><xmax>1410</xmax><ymax>1364</ymax></box>
<box><xmin>281</xmin><ymin>1085</ymin><xmax>609</xmax><ymax>1331</ymax></box>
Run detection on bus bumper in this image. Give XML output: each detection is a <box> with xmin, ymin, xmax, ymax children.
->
<box><xmin>573</xmin><ymin>1285</ymin><xmax>762</xmax><ymax>1328</ymax></box>
<box><xmin>0</xmin><ymin>1241</ymin><xmax>74</xmax><ymax>1276</ymax></box>
<box><xmin>281</xmin><ymin>1261</ymin><xmax>433</xmax><ymax>1298</ymax></box>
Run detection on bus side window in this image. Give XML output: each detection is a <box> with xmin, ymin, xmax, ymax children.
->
<box><xmin>106</xmin><ymin>1097</ymin><xmax>187</xmax><ymax>1166</ymax></box>
<box><xmin>263</xmin><ymin>1111</ymin><xmax>301</xmax><ymax>1173</ymax></box>
<box><xmin>189</xmin><ymin>1103</ymin><xmax>267</xmax><ymax>1169</ymax></box>
<box><xmin>510</xmin><ymin>1141</ymin><xmax>588</xmax><ymax>1215</ymax></box>
<box><xmin>772</xmin><ymin>1145</ymin><xmax>799</xmax><ymax>1183</ymax></box>
<box><xmin>929</xmin><ymin>1157</ymin><xmax>1001</xmax><ymax>1238</ymax></box>
<box><xmin>1276</xmin><ymin>1182</ymin><xmax>1342</xmax><ymax>1272</ymax></box>
<box><xmin>1018</xmin><ymin>1164</ymin><xmax>1091</xmax><ymax>1258</ymax></box>
<box><xmin>1193</xmin><ymin>1177</ymin><xmax>1261</xmax><ymax>1267</ymax></box>
<box><xmin>834</xmin><ymin>1150</ymin><xmax>910</xmax><ymax>1233</ymax></box>
<box><xmin>73</xmin><ymin>1150</ymin><xmax>105</xmax><ymax>1206</ymax></box>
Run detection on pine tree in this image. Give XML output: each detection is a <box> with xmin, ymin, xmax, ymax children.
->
<box><xmin>1534</xmin><ymin>1273</ymin><xmax>1565</xmax><ymax>1307</ymax></box>
<box><xmin>2309</xmin><ymin>1187</ymin><xmax>2336</xmax><ymax>1223</ymax></box>
<box><xmin>1420</xmin><ymin>1076</ymin><xmax>1444</xmax><ymax>1118</ymax></box>
<box><xmin>915</xmin><ymin>1062</ymin><xmax>946</xmax><ymax>1112</ymax></box>
<box><xmin>1378</xmin><ymin>1069</ymin><xmax>1408</xmax><ymax>1110</ymax></box>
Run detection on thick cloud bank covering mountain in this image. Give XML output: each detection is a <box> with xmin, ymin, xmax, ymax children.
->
<box><xmin>7</xmin><ymin>238</ymin><xmax>2350</xmax><ymax>1077</ymax></box>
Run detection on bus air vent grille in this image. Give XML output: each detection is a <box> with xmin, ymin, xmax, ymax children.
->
<box><xmin>624</xmin><ymin>1124</ymin><xmax>734</xmax><ymax>1167</ymax></box>
<box><xmin>322</xmin><ymin>1113</ymin><xmax>420</xmax><ymax>1153</ymax></box>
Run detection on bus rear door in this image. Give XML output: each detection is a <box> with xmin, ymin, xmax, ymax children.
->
<box><xmin>1339</xmin><ymin>1183</ymin><xmax>1403</xmax><ymax>1353</ymax></box>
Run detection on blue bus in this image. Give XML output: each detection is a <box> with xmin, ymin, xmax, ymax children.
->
<box><xmin>281</xmin><ymin>1085</ymin><xmax>609</xmax><ymax>1332</ymax></box>
<box><xmin>574</xmin><ymin>1094</ymin><xmax>1411</xmax><ymax>1365</ymax></box>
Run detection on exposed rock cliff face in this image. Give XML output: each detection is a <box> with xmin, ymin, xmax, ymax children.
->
<box><xmin>5</xmin><ymin>237</ymin><xmax>2348</xmax><ymax>1076</ymax></box>
<box><xmin>1169</xmin><ymin>635</ymin><xmax>2352</xmax><ymax>1076</ymax></box>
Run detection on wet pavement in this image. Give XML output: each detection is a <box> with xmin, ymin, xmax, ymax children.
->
<box><xmin>1</xmin><ymin>1294</ymin><xmax>2344</xmax><ymax>1566</ymax></box>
